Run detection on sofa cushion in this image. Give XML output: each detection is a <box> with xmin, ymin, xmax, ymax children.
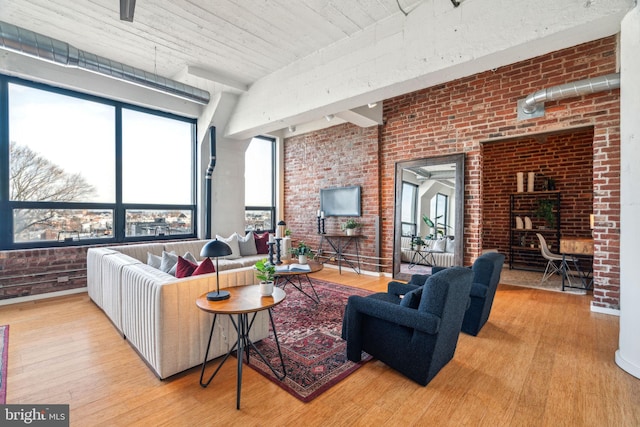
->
<box><xmin>238</xmin><ymin>232</ymin><xmax>258</xmax><ymax>256</ymax></box>
<box><xmin>216</xmin><ymin>233</ymin><xmax>242</xmax><ymax>259</ymax></box>
<box><xmin>160</xmin><ymin>251</ymin><xmax>180</xmax><ymax>275</ymax></box>
<box><xmin>433</xmin><ymin>238</ymin><xmax>447</xmax><ymax>252</ymax></box>
<box><xmin>147</xmin><ymin>252</ymin><xmax>162</xmax><ymax>269</ymax></box>
<box><xmin>400</xmin><ymin>287</ymin><xmax>423</xmax><ymax>309</ymax></box>
<box><xmin>446</xmin><ymin>238</ymin><xmax>455</xmax><ymax>253</ymax></box>
<box><xmin>193</xmin><ymin>257</ymin><xmax>216</xmax><ymax>276</ymax></box>
<box><xmin>176</xmin><ymin>256</ymin><xmax>197</xmax><ymax>278</ymax></box>
<box><xmin>253</xmin><ymin>231</ymin><xmax>270</xmax><ymax>254</ymax></box>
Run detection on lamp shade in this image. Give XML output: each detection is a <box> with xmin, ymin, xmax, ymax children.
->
<box><xmin>200</xmin><ymin>239</ymin><xmax>232</xmax><ymax>258</ymax></box>
<box><xmin>277</xmin><ymin>220</ymin><xmax>286</xmax><ymax>226</ymax></box>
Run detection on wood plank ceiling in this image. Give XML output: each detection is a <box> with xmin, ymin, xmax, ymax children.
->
<box><xmin>1</xmin><ymin>0</ymin><xmax>424</xmax><ymax>92</ymax></box>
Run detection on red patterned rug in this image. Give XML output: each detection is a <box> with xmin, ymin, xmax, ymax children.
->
<box><xmin>0</xmin><ymin>325</ymin><xmax>8</xmax><ymax>404</ymax></box>
<box><xmin>244</xmin><ymin>279</ymin><xmax>372</xmax><ymax>402</ymax></box>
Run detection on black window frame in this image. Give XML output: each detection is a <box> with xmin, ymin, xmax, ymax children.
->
<box><xmin>244</xmin><ymin>136</ymin><xmax>276</xmax><ymax>233</ymax></box>
<box><xmin>0</xmin><ymin>74</ymin><xmax>197</xmax><ymax>250</ymax></box>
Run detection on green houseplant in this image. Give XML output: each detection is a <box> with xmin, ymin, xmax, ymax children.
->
<box><xmin>254</xmin><ymin>258</ymin><xmax>275</xmax><ymax>296</ymax></box>
<box><xmin>341</xmin><ymin>218</ymin><xmax>362</xmax><ymax>235</ymax></box>
<box><xmin>535</xmin><ymin>199</ymin><xmax>557</xmax><ymax>228</ymax></box>
<box><xmin>291</xmin><ymin>241</ymin><xmax>313</xmax><ymax>263</ymax></box>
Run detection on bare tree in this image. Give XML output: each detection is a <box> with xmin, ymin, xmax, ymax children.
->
<box><xmin>10</xmin><ymin>141</ymin><xmax>96</xmax><ymax>234</ymax></box>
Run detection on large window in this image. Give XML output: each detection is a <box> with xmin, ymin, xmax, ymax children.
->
<box><xmin>0</xmin><ymin>76</ymin><xmax>197</xmax><ymax>249</ymax></box>
<box><xmin>244</xmin><ymin>136</ymin><xmax>275</xmax><ymax>232</ymax></box>
<box><xmin>401</xmin><ymin>182</ymin><xmax>418</xmax><ymax>237</ymax></box>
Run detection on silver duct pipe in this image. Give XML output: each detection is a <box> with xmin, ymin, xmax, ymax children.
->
<box><xmin>518</xmin><ymin>72</ymin><xmax>620</xmax><ymax>119</ymax></box>
<box><xmin>0</xmin><ymin>20</ymin><xmax>210</xmax><ymax>105</ymax></box>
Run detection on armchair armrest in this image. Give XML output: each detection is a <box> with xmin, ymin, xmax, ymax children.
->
<box><xmin>387</xmin><ymin>281</ymin><xmax>420</xmax><ymax>297</ymax></box>
<box><xmin>346</xmin><ymin>295</ymin><xmax>441</xmax><ymax>335</ymax></box>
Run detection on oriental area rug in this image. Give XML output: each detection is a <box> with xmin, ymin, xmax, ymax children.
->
<box><xmin>0</xmin><ymin>325</ymin><xmax>8</xmax><ymax>404</ymax></box>
<box><xmin>243</xmin><ymin>279</ymin><xmax>372</xmax><ymax>402</ymax></box>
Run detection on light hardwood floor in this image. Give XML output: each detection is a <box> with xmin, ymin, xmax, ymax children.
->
<box><xmin>2</xmin><ymin>267</ymin><xmax>639</xmax><ymax>426</ymax></box>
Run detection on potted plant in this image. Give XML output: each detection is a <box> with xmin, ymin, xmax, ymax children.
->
<box><xmin>291</xmin><ymin>241</ymin><xmax>313</xmax><ymax>264</ymax></box>
<box><xmin>341</xmin><ymin>218</ymin><xmax>362</xmax><ymax>236</ymax></box>
<box><xmin>535</xmin><ymin>199</ymin><xmax>557</xmax><ymax>229</ymax></box>
<box><xmin>254</xmin><ymin>258</ymin><xmax>275</xmax><ymax>296</ymax></box>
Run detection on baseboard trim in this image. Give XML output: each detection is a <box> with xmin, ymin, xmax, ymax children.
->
<box><xmin>0</xmin><ymin>287</ymin><xmax>88</xmax><ymax>306</ymax></box>
<box><xmin>590</xmin><ymin>302</ymin><xmax>620</xmax><ymax>316</ymax></box>
<box><xmin>320</xmin><ymin>263</ymin><xmax>392</xmax><ymax>278</ymax></box>
<box><xmin>615</xmin><ymin>350</ymin><xmax>640</xmax><ymax>380</ymax></box>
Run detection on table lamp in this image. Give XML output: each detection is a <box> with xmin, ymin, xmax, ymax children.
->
<box><xmin>200</xmin><ymin>239</ymin><xmax>232</xmax><ymax>301</ymax></box>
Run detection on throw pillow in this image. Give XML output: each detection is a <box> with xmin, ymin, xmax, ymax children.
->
<box><xmin>399</xmin><ymin>287</ymin><xmax>423</xmax><ymax>309</ymax></box>
<box><xmin>176</xmin><ymin>256</ymin><xmax>197</xmax><ymax>278</ymax></box>
<box><xmin>238</xmin><ymin>232</ymin><xmax>258</xmax><ymax>256</ymax></box>
<box><xmin>433</xmin><ymin>238</ymin><xmax>447</xmax><ymax>252</ymax></box>
<box><xmin>254</xmin><ymin>231</ymin><xmax>270</xmax><ymax>254</ymax></box>
<box><xmin>147</xmin><ymin>252</ymin><xmax>162</xmax><ymax>269</ymax></box>
<box><xmin>183</xmin><ymin>251</ymin><xmax>198</xmax><ymax>264</ymax></box>
<box><xmin>445</xmin><ymin>238</ymin><xmax>455</xmax><ymax>253</ymax></box>
<box><xmin>216</xmin><ymin>233</ymin><xmax>241</xmax><ymax>259</ymax></box>
<box><xmin>160</xmin><ymin>251</ymin><xmax>178</xmax><ymax>274</ymax></box>
<box><xmin>193</xmin><ymin>257</ymin><xmax>215</xmax><ymax>276</ymax></box>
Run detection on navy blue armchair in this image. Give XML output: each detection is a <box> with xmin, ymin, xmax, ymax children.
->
<box><xmin>401</xmin><ymin>252</ymin><xmax>505</xmax><ymax>336</ymax></box>
<box><xmin>342</xmin><ymin>267</ymin><xmax>473</xmax><ymax>386</ymax></box>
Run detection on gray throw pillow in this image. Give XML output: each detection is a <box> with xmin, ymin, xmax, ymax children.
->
<box><xmin>400</xmin><ymin>287</ymin><xmax>423</xmax><ymax>309</ymax></box>
<box><xmin>238</xmin><ymin>232</ymin><xmax>258</xmax><ymax>256</ymax></box>
<box><xmin>160</xmin><ymin>251</ymin><xmax>178</xmax><ymax>274</ymax></box>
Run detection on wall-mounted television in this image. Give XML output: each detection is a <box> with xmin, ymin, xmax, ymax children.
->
<box><xmin>320</xmin><ymin>186</ymin><xmax>361</xmax><ymax>217</ymax></box>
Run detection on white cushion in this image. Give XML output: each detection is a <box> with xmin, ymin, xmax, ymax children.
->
<box><xmin>433</xmin><ymin>238</ymin><xmax>447</xmax><ymax>252</ymax></box>
<box><xmin>237</xmin><ymin>232</ymin><xmax>258</xmax><ymax>256</ymax></box>
<box><xmin>445</xmin><ymin>238</ymin><xmax>455</xmax><ymax>253</ymax></box>
<box><xmin>216</xmin><ymin>233</ymin><xmax>242</xmax><ymax>260</ymax></box>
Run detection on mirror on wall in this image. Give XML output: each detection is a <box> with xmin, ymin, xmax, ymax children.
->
<box><xmin>393</xmin><ymin>154</ymin><xmax>465</xmax><ymax>281</ymax></box>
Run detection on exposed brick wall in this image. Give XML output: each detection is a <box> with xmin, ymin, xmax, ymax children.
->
<box><xmin>283</xmin><ymin>124</ymin><xmax>381</xmax><ymax>267</ymax></box>
<box><xmin>1</xmin><ymin>38</ymin><xmax>621</xmax><ymax>310</ymax></box>
<box><xmin>286</xmin><ymin>36</ymin><xmax>620</xmax><ymax>309</ymax></box>
<box><xmin>482</xmin><ymin>128</ymin><xmax>594</xmax><ymax>267</ymax></box>
<box><xmin>0</xmin><ymin>246</ymin><xmax>89</xmax><ymax>299</ymax></box>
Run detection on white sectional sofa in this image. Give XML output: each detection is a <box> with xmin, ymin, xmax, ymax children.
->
<box><xmin>87</xmin><ymin>236</ymin><xmax>288</xmax><ymax>379</ymax></box>
<box><xmin>400</xmin><ymin>236</ymin><xmax>455</xmax><ymax>268</ymax></box>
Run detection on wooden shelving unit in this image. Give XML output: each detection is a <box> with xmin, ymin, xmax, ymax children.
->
<box><xmin>509</xmin><ymin>191</ymin><xmax>561</xmax><ymax>271</ymax></box>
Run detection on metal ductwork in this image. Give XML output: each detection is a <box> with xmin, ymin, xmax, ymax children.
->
<box><xmin>0</xmin><ymin>20</ymin><xmax>210</xmax><ymax>104</ymax></box>
<box><xmin>518</xmin><ymin>73</ymin><xmax>620</xmax><ymax>120</ymax></box>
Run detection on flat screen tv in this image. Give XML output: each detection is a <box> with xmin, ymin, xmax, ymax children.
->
<box><xmin>320</xmin><ymin>186</ymin><xmax>361</xmax><ymax>217</ymax></box>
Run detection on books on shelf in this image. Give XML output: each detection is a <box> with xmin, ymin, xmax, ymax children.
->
<box><xmin>275</xmin><ymin>263</ymin><xmax>311</xmax><ymax>272</ymax></box>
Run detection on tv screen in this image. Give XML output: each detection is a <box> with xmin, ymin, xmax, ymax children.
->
<box><xmin>320</xmin><ymin>186</ymin><xmax>361</xmax><ymax>217</ymax></box>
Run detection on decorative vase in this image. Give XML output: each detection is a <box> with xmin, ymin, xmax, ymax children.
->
<box><xmin>346</xmin><ymin>228</ymin><xmax>355</xmax><ymax>236</ymax></box>
<box><xmin>259</xmin><ymin>281</ymin><xmax>274</xmax><ymax>296</ymax></box>
<box><xmin>298</xmin><ymin>254</ymin><xmax>308</xmax><ymax>264</ymax></box>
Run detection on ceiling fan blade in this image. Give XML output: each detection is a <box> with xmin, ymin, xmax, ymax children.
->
<box><xmin>120</xmin><ymin>0</ymin><xmax>136</xmax><ymax>22</ymax></box>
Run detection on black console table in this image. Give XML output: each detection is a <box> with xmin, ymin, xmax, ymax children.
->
<box><xmin>316</xmin><ymin>234</ymin><xmax>362</xmax><ymax>274</ymax></box>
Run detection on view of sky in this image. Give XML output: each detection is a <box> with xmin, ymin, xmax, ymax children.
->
<box><xmin>9</xmin><ymin>83</ymin><xmax>192</xmax><ymax>204</ymax></box>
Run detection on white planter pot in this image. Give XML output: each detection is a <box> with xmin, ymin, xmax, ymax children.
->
<box><xmin>298</xmin><ymin>255</ymin><xmax>308</xmax><ymax>264</ymax></box>
<box><xmin>260</xmin><ymin>281</ymin><xmax>274</xmax><ymax>296</ymax></box>
<box><xmin>346</xmin><ymin>228</ymin><xmax>355</xmax><ymax>236</ymax></box>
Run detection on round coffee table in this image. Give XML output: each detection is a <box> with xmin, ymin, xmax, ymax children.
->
<box><xmin>196</xmin><ymin>285</ymin><xmax>286</xmax><ymax>409</ymax></box>
<box><xmin>274</xmin><ymin>260</ymin><xmax>323</xmax><ymax>303</ymax></box>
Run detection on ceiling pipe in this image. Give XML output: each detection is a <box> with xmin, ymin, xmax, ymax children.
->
<box><xmin>518</xmin><ymin>73</ymin><xmax>620</xmax><ymax>120</ymax></box>
<box><xmin>0</xmin><ymin>20</ymin><xmax>210</xmax><ymax>105</ymax></box>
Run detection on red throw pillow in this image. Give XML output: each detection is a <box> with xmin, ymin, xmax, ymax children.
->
<box><xmin>193</xmin><ymin>257</ymin><xmax>215</xmax><ymax>276</ymax></box>
<box><xmin>254</xmin><ymin>231</ymin><xmax>270</xmax><ymax>254</ymax></box>
<box><xmin>176</xmin><ymin>256</ymin><xmax>197</xmax><ymax>278</ymax></box>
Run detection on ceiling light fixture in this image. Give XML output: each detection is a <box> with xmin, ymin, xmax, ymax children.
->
<box><xmin>120</xmin><ymin>0</ymin><xmax>136</xmax><ymax>22</ymax></box>
<box><xmin>325</xmin><ymin>114</ymin><xmax>335</xmax><ymax>121</ymax></box>
<box><xmin>368</xmin><ymin>102</ymin><xmax>378</xmax><ymax>108</ymax></box>
<box><xmin>288</xmin><ymin>125</ymin><xmax>296</xmax><ymax>132</ymax></box>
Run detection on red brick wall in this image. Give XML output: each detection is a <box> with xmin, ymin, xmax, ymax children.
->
<box><xmin>286</xmin><ymin>36</ymin><xmax>620</xmax><ymax>309</ymax></box>
<box><xmin>283</xmin><ymin>124</ymin><xmax>381</xmax><ymax>266</ymax></box>
<box><xmin>483</xmin><ymin>128</ymin><xmax>594</xmax><ymax>264</ymax></box>
<box><xmin>0</xmin><ymin>246</ymin><xmax>89</xmax><ymax>299</ymax></box>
